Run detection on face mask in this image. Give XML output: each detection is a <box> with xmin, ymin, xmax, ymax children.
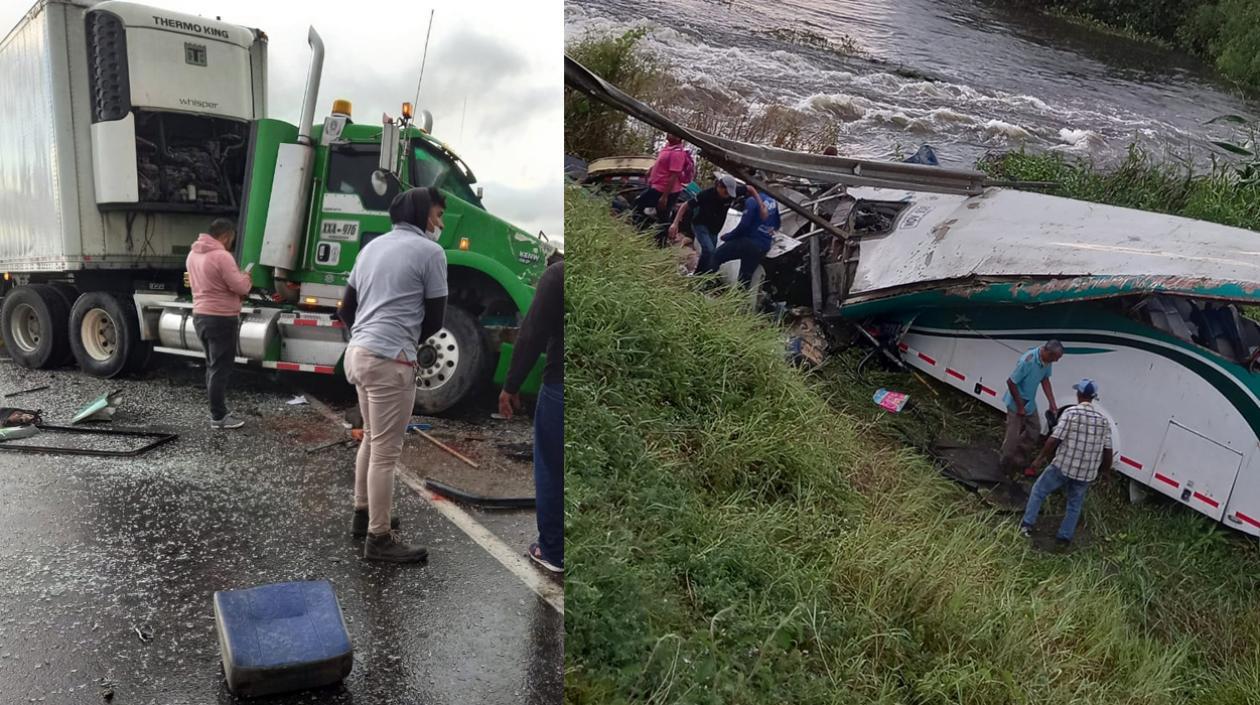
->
<box><xmin>426</xmin><ymin>227</ymin><xmax>442</xmax><ymax>241</ymax></box>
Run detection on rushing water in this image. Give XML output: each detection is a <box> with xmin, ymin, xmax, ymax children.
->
<box><xmin>566</xmin><ymin>0</ymin><xmax>1260</xmax><ymax>168</ymax></box>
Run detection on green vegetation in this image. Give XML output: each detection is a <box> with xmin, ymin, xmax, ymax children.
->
<box><xmin>1016</xmin><ymin>0</ymin><xmax>1260</xmax><ymax>92</ymax></box>
<box><xmin>980</xmin><ymin>147</ymin><xmax>1260</xmax><ymax>231</ymax></box>
<box><xmin>565</xmin><ymin>188</ymin><xmax>1260</xmax><ymax>704</ymax></box>
<box><xmin>564</xmin><ymin>29</ymin><xmax>661</xmax><ymax>160</ymax></box>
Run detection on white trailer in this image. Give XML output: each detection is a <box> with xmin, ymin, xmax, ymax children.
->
<box><xmin>0</xmin><ymin>0</ymin><xmax>264</xmax><ymax>374</ymax></box>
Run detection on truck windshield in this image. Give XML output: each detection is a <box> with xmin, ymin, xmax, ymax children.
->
<box><xmin>411</xmin><ymin>141</ymin><xmax>481</xmax><ymax>207</ymax></box>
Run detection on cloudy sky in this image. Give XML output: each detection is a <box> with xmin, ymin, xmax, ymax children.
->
<box><xmin>0</xmin><ymin>0</ymin><xmax>563</xmax><ymax>240</ymax></box>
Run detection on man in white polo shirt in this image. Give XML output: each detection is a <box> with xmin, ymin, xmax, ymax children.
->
<box><xmin>338</xmin><ymin>187</ymin><xmax>448</xmax><ymax>564</ymax></box>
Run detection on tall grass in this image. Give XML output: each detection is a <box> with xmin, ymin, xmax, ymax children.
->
<box><xmin>565</xmin><ymin>187</ymin><xmax>1260</xmax><ymax>704</ymax></box>
<box><xmin>981</xmin><ymin>148</ymin><xmax>1260</xmax><ymax>230</ymax></box>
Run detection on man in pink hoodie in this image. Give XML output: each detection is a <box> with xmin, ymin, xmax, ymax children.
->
<box><xmin>186</xmin><ymin>218</ymin><xmax>252</xmax><ymax>429</ymax></box>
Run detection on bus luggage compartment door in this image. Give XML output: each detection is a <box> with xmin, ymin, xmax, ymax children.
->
<box><xmin>1149</xmin><ymin>420</ymin><xmax>1242</xmax><ymax>521</ymax></box>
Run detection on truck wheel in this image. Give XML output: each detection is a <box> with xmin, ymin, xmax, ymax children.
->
<box><xmin>47</xmin><ymin>282</ymin><xmax>78</xmax><ymax>310</ymax></box>
<box><xmin>69</xmin><ymin>292</ymin><xmax>143</xmax><ymax>378</ymax></box>
<box><xmin>0</xmin><ymin>284</ymin><xmax>72</xmax><ymax>369</ymax></box>
<box><xmin>413</xmin><ymin>305</ymin><xmax>490</xmax><ymax>415</ymax></box>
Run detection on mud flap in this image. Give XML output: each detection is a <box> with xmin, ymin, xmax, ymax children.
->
<box><xmin>493</xmin><ymin>342</ymin><xmax>545</xmax><ymax>395</ymax></box>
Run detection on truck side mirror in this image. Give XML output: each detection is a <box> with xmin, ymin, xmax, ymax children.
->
<box><xmin>476</xmin><ymin>186</ymin><xmax>484</xmax><ymax>199</ymax></box>
<box><xmin>370</xmin><ymin>169</ymin><xmax>399</xmax><ymax>197</ymax></box>
<box><xmin>379</xmin><ymin>122</ymin><xmax>400</xmax><ymax>173</ymax></box>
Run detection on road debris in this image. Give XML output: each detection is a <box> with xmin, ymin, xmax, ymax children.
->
<box><xmin>286</xmin><ymin>395</ymin><xmax>308</xmax><ymax>406</ymax></box>
<box><xmin>97</xmin><ymin>677</ymin><xmax>114</xmax><ymax>701</ymax></box>
<box><xmin>0</xmin><ymin>424</ymin><xmax>40</xmax><ymax>442</ymax></box>
<box><xmin>412</xmin><ymin>428</ymin><xmax>480</xmax><ymax>469</ymax></box>
<box><xmin>0</xmin><ymin>407</ymin><xmax>42</xmax><ymax>426</ymax></box>
<box><xmin>71</xmin><ymin>390</ymin><xmax>122</xmax><ymax>424</ymax></box>
<box><xmin>873</xmin><ymin>388</ymin><xmax>909</xmax><ymax>413</ymax></box>
<box><xmin>304</xmin><ymin>437</ymin><xmax>356</xmax><ymax>454</ymax></box>
<box><xmin>4</xmin><ymin>384</ymin><xmax>49</xmax><ymax>398</ymax></box>
<box><xmin>784</xmin><ymin>310</ymin><xmax>828</xmax><ymax>368</ymax></box>
<box><xmin>425</xmin><ymin>477</ymin><xmax>535</xmax><ymax>509</ymax></box>
<box><xmin>213</xmin><ymin>580</ymin><xmax>353</xmax><ymax>697</ymax></box>
<box><xmin>495</xmin><ymin>441</ymin><xmax>534</xmax><ymax>463</ymax></box>
<box><xmin>133</xmin><ymin>624</ymin><xmax>153</xmax><ymax>642</ymax></box>
<box><xmin>0</xmin><ymin>425</ymin><xmax>176</xmax><ymax>457</ymax></box>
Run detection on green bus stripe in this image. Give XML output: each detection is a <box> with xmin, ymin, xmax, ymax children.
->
<box><xmin>911</xmin><ymin>327</ymin><xmax>1260</xmax><ymax>440</ymax></box>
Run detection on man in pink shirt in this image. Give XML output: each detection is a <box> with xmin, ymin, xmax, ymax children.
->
<box><xmin>634</xmin><ymin>134</ymin><xmax>693</xmax><ymax>231</ymax></box>
<box><xmin>186</xmin><ymin>218</ymin><xmax>252</xmax><ymax>429</ymax></box>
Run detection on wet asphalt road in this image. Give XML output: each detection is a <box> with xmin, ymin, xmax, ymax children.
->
<box><xmin>0</xmin><ymin>358</ymin><xmax>561</xmax><ymax>704</ymax></box>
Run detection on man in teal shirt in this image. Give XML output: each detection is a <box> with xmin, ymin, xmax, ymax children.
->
<box><xmin>1001</xmin><ymin>340</ymin><xmax>1063</xmax><ymax>477</ymax></box>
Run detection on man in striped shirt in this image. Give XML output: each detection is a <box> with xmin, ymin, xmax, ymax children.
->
<box><xmin>1019</xmin><ymin>378</ymin><xmax>1114</xmax><ymax>546</ymax></box>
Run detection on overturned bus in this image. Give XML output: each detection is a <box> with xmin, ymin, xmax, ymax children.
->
<box><xmin>564</xmin><ymin>54</ymin><xmax>1260</xmax><ymax>538</ymax></box>
<box><xmin>795</xmin><ymin>184</ymin><xmax>1260</xmax><ymax>537</ymax></box>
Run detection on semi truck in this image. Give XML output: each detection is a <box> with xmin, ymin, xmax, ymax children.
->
<box><xmin>0</xmin><ymin>0</ymin><xmax>550</xmax><ymax>413</ymax></box>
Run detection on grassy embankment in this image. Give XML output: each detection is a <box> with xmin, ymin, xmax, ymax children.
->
<box><xmin>566</xmin><ymin>28</ymin><xmax>1260</xmax><ymax>705</ymax></box>
<box><xmin>566</xmin><ymin>189</ymin><xmax>1260</xmax><ymax>705</ymax></box>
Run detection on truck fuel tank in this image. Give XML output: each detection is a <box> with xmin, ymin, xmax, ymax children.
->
<box><xmin>156</xmin><ymin>303</ymin><xmax>281</xmax><ymax>361</ymax></box>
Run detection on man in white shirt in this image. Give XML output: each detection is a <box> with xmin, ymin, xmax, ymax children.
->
<box><xmin>338</xmin><ymin>187</ymin><xmax>448</xmax><ymax>563</ymax></box>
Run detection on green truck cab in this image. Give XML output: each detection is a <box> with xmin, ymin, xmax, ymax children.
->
<box><xmin>232</xmin><ymin>107</ymin><xmax>550</xmax><ymax>412</ymax></box>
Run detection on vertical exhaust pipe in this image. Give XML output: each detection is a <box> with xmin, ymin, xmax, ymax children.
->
<box><xmin>297</xmin><ymin>27</ymin><xmax>325</xmax><ymax>145</ymax></box>
<box><xmin>265</xmin><ymin>25</ymin><xmax>323</xmax><ymax>300</ymax></box>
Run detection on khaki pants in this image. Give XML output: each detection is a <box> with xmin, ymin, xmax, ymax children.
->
<box><xmin>1000</xmin><ymin>410</ymin><xmax>1041</xmax><ymax>473</ymax></box>
<box><xmin>345</xmin><ymin>345</ymin><xmax>417</xmax><ymax>535</ymax></box>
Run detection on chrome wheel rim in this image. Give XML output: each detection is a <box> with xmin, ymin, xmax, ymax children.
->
<box><xmin>417</xmin><ymin>328</ymin><xmax>459</xmax><ymax>391</ymax></box>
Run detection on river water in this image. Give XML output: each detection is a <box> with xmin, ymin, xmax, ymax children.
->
<box><xmin>565</xmin><ymin>0</ymin><xmax>1260</xmax><ymax>168</ymax></box>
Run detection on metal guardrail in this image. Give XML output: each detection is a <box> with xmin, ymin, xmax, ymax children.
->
<box><xmin>564</xmin><ymin>55</ymin><xmax>988</xmax><ymax>196</ymax></box>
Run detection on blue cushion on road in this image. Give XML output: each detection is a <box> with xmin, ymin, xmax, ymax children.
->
<box><xmin>213</xmin><ymin>580</ymin><xmax>353</xmax><ymax>697</ymax></box>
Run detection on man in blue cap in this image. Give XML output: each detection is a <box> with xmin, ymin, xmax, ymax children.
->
<box><xmin>1019</xmin><ymin>378</ymin><xmax>1114</xmax><ymax>547</ymax></box>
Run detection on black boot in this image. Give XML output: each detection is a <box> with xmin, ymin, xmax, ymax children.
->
<box><xmin>351</xmin><ymin>509</ymin><xmax>400</xmax><ymax>538</ymax></box>
<box><xmin>364</xmin><ymin>531</ymin><xmax>428</xmax><ymax>564</ymax></box>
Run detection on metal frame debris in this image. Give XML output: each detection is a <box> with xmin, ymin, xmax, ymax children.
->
<box><xmin>0</xmin><ymin>425</ymin><xmax>177</xmax><ymax>457</ymax></box>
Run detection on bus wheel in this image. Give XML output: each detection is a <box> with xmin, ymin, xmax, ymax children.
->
<box><xmin>69</xmin><ymin>292</ymin><xmax>142</xmax><ymax>378</ymax></box>
<box><xmin>0</xmin><ymin>284</ymin><xmax>72</xmax><ymax>369</ymax></box>
<box><xmin>414</xmin><ymin>305</ymin><xmax>489</xmax><ymax>415</ymax></box>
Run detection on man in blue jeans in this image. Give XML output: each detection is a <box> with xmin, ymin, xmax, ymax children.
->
<box><xmin>669</xmin><ymin>174</ymin><xmax>737</xmax><ymax>275</ymax></box>
<box><xmin>499</xmin><ymin>260</ymin><xmax>564</xmax><ymax>573</ymax></box>
<box><xmin>712</xmin><ymin>184</ymin><xmax>780</xmax><ymax>287</ymax></box>
<box><xmin>1020</xmin><ymin>379</ymin><xmax>1113</xmax><ymax>547</ymax></box>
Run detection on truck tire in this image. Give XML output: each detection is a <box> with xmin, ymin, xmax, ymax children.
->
<box><xmin>47</xmin><ymin>282</ymin><xmax>78</xmax><ymax>310</ymax></box>
<box><xmin>413</xmin><ymin>305</ymin><xmax>490</xmax><ymax>415</ymax></box>
<box><xmin>69</xmin><ymin>292</ymin><xmax>143</xmax><ymax>379</ymax></box>
<box><xmin>0</xmin><ymin>284</ymin><xmax>73</xmax><ymax>369</ymax></box>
